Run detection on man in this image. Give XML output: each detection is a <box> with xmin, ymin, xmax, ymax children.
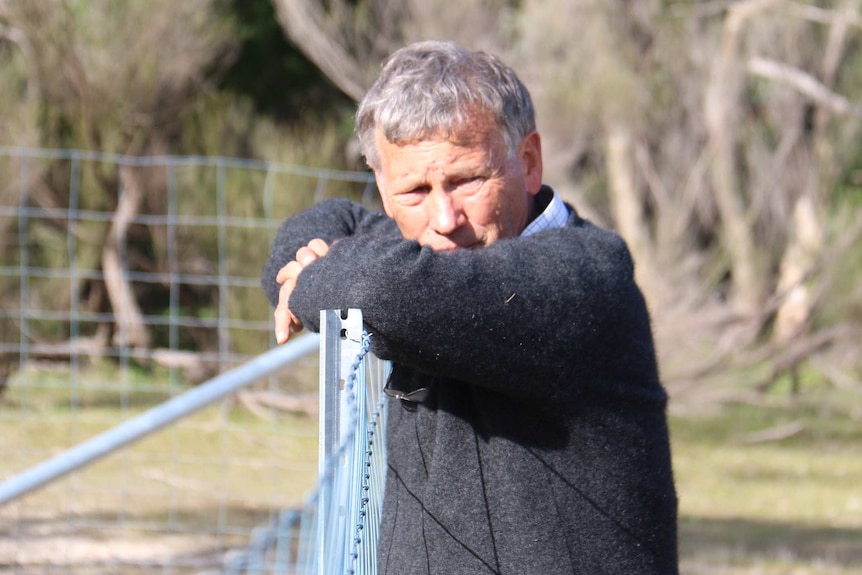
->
<box><xmin>262</xmin><ymin>41</ymin><xmax>678</xmax><ymax>574</ymax></box>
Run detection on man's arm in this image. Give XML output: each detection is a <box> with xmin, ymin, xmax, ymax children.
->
<box><xmin>262</xmin><ymin>198</ymin><xmax>398</xmax><ymax>342</ymax></box>
<box><xmin>262</xmin><ymin>198</ymin><xmax>396</xmax><ymax>306</ymax></box>
<box><xmin>286</xmin><ymin>215</ymin><xmax>659</xmax><ymax>399</ymax></box>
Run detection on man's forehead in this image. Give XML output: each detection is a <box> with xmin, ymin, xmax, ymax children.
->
<box><xmin>376</xmin><ymin>134</ymin><xmax>499</xmax><ymax>174</ymax></box>
<box><xmin>378</xmin><ymin>106</ymin><xmax>499</xmax><ymax>143</ymax></box>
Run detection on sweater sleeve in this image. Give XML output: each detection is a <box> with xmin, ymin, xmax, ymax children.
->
<box><xmin>261</xmin><ymin>198</ymin><xmax>397</xmax><ymax>307</ymax></box>
<box><xmin>285</xmin><ymin>206</ymin><xmax>660</xmax><ymax>398</ymax></box>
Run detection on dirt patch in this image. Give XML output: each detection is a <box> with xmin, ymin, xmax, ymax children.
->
<box><xmin>0</xmin><ymin>508</ymin><xmax>250</xmax><ymax>574</ymax></box>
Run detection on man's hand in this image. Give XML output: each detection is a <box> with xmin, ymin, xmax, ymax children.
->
<box><xmin>274</xmin><ymin>238</ymin><xmax>330</xmax><ymax>343</ymax></box>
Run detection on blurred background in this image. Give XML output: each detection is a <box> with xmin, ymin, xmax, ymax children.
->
<box><xmin>1</xmin><ymin>1</ymin><xmax>860</xmax><ymax>573</ymax></box>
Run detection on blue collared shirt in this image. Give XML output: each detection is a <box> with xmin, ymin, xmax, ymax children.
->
<box><xmin>521</xmin><ymin>187</ymin><xmax>569</xmax><ymax>237</ymax></box>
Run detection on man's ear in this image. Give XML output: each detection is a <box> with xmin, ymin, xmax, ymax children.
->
<box><xmin>519</xmin><ymin>131</ymin><xmax>543</xmax><ymax>196</ymax></box>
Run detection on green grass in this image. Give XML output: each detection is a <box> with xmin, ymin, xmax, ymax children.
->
<box><xmin>672</xmin><ymin>383</ymin><xmax>862</xmax><ymax>574</ymax></box>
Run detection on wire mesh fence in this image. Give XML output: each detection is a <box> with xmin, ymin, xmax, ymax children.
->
<box><xmin>0</xmin><ymin>148</ymin><xmax>379</xmax><ymax>574</ymax></box>
<box><xmin>224</xmin><ymin>310</ymin><xmax>389</xmax><ymax>575</ymax></box>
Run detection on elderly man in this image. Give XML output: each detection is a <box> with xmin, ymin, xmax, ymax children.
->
<box><xmin>262</xmin><ymin>40</ymin><xmax>678</xmax><ymax>575</ymax></box>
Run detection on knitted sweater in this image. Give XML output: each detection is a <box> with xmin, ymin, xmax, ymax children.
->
<box><xmin>262</xmin><ymin>196</ymin><xmax>678</xmax><ymax>574</ymax></box>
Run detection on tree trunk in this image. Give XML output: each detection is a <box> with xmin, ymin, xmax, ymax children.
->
<box><xmin>604</xmin><ymin>121</ymin><xmax>661</xmax><ymax>309</ymax></box>
<box><xmin>704</xmin><ymin>0</ymin><xmax>780</xmax><ymax>314</ymax></box>
<box><xmin>270</xmin><ymin>0</ymin><xmax>370</xmax><ymax>101</ymax></box>
<box><xmin>772</xmin><ymin>0</ymin><xmax>859</xmax><ymax>342</ymax></box>
<box><xmin>102</xmin><ymin>165</ymin><xmax>150</xmax><ymax>349</ymax></box>
<box><xmin>772</xmin><ymin>195</ymin><xmax>823</xmax><ymax>342</ymax></box>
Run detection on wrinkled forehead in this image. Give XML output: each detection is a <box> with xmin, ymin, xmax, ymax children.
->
<box><xmin>376</xmin><ymin>102</ymin><xmax>499</xmax><ymax>147</ymax></box>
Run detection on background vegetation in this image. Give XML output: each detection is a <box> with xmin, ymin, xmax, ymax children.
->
<box><xmin>2</xmin><ymin>0</ymin><xmax>860</xmax><ymax>393</ymax></box>
<box><xmin>1</xmin><ymin>0</ymin><xmax>861</xmax><ymax>572</ymax></box>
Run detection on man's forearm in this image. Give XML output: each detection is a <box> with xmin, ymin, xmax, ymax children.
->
<box><xmin>261</xmin><ymin>198</ymin><xmax>393</xmax><ymax>307</ymax></box>
<box><xmin>287</xmin><ymin>222</ymin><xmax>656</xmax><ymax>398</ymax></box>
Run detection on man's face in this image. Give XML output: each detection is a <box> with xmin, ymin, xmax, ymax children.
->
<box><xmin>373</xmin><ymin>113</ymin><xmax>543</xmax><ymax>251</ymax></box>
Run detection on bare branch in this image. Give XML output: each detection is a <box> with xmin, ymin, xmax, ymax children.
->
<box><xmin>738</xmin><ymin>421</ymin><xmax>805</xmax><ymax>444</ymax></box>
<box><xmin>0</xmin><ymin>23</ymin><xmax>23</xmax><ymax>43</ymax></box>
<box><xmin>747</xmin><ymin>57</ymin><xmax>862</xmax><ymax>117</ymax></box>
<box><xmin>786</xmin><ymin>1</ymin><xmax>862</xmax><ymax>28</ymax></box>
<box><xmin>237</xmin><ymin>390</ymin><xmax>319</xmax><ymax>416</ymax></box>
<box><xmin>102</xmin><ymin>165</ymin><xmax>150</xmax><ymax>350</ymax></box>
<box><xmin>270</xmin><ymin>0</ymin><xmax>371</xmax><ymax>101</ymax></box>
<box><xmin>703</xmin><ymin>0</ymin><xmax>780</xmax><ymax>312</ymax></box>
<box><xmin>819</xmin><ymin>0</ymin><xmax>861</xmax><ymax>87</ymax></box>
<box><xmin>670</xmin><ymin>0</ymin><xmax>738</xmax><ymax>19</ymax></box>
<box><xmin>0</xmin><ymin>22</ymin><xmax>39</xmax><ymax>96</ymax></box>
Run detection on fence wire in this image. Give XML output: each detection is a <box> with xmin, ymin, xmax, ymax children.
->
<box><xmin>223</xmin><ymin>310</ymin><xmax>388</xmax><ymax>575</ymax></box>
<box><xmin>0</xmin><ymin>148</ymin><xmax>381</xmax><ymax>574</ymax></box>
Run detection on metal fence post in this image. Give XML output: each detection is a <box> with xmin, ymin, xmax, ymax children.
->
<box><xmin>318</xmin><ymin>309</ymin><xmax>364</xmax><ymax>574</ymax></box>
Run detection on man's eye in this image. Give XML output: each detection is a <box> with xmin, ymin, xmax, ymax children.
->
<box><xmin>395</xmin><ymin>187</ymin><xmax>429</xmax><ymax>204</ymax></box>
<box><xmin>454</xmin><ymin>176</ymin><xmax>484</xmax><ymax>188</ymax></box>
<box><xmin>403</xmin><ymin>186</ymin><xmax>430</xmax><ymax>196</ymax></box>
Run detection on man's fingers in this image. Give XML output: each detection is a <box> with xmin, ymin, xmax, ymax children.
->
<box><xmin>274</xmin><ymin>301</ymin><xmax>291</xmax><ymax>344</ymax></box>
<box><xmin>295</xmin><ymin>246</ymin><xmax>319</xmax><ymax>267</ymax></box>
<box><xmin>276</xmin><ymin>260</ymin><xmax>303</xmax><ymax>285</ymax></box>
<box><xmin>274</xmin><ymin>279</ymin><xmax>293</xmax><ymax>343</ymax></box>
<box><xmin>274</xmin><ymin>275</ymin><xmax>304</xmax><ymax>344</ymax></box>
<box><xmin>296</xmin><ymin>239</ymin><xmax>329</xmax><ymax>267</ymax></box>
<box><xmin>274</xmin><ymin>301</ymin><xmax>305</xmax><ymax>344</ymax></box>
<box><xmin>277</xmin><ymin>239</ymin><xmax>329</xmax><ymax>284</ymax></box>
<box><xmin>307</xmin><ymin>238</ymin><xmax>329</xmax><ymax>257</ymax></box>
<box><xmin>274</xmin><ymin>239</ymin><xmax>328</xmax><ymax>343</ymax></box>
<box><xmin>274</xmin><ymin>309</ymin><xmax>304</xmax><ymax>343</ymax></box>
<box><xmin>276</xmin><ymin>263</ymin><xmax>291</xmax><ymax>284</ymax></box>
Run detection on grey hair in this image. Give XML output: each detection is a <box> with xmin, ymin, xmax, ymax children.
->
<box><xmin>356</xmin><ymin>40</ymin><xmax>536</xmax><ymax>171</ymax></box>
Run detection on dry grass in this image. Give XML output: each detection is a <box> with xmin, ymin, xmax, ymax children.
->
<box><xmin>672</xmin><ymin>381</ymin><xmax>862</xmax><ymax>574</ymax></box>
<box><xmin>2</xmin><ymin>361</ymin><xmax>861</xmax><ymax>573</ymax></box>
<box><xmin>0</xmin><ymin>359</ymin><xmax>320</xmax><ymax>574</ymax></box>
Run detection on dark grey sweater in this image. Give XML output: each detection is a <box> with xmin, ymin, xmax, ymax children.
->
<box><xmin>262</xmin><ymin>197</ymin><xmax>678</xmax><ymax>574</ymax></box>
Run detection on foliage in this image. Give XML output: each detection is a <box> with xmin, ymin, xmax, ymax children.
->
<box><xmin>5</xmin><ymin>0</ymin><xmax>235</xmax><ymax>152</ymax></box>
<box><xmin>0</xmin><ymin>0</ymin><xmax>363</xmax><ymax>368</ymax></box>
<box><xmin>218</xmin><ymin>0</ymin><xmax>354</xmax><ymax>123</ymax></box>
<box><xmin>263</xmin><ymin>0</ymin><xmax>861</xmax><ymax>396</ymax></box>
<box><xmin>1</xmin><ymin>0</ymin><xmax>861</xmax><ymax>396</ymax></box>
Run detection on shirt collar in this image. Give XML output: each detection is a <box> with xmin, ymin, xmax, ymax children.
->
<box><xmin>521</xmin><ymin>186</ymin><xmax>569</xmax><ymax>237</ymax></box>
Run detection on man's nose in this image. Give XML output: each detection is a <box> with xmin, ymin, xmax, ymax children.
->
<box><xmin>428</xmin><ymin>190</ymin><xmax>462</xmax><ymax>235</ymax></box>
